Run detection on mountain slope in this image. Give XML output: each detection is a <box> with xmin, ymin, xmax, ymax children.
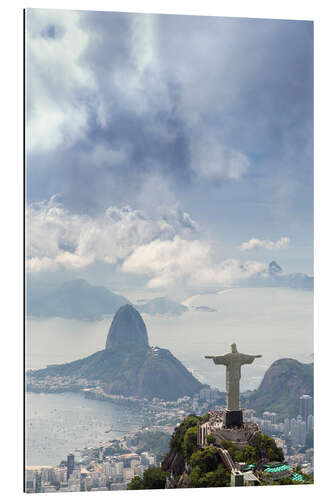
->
<box><xmin>246</xmin><ymin>358</ymin><xmax>313</xmax><ymax>418</ymax></box>
<box><xmin>27</xmin><ymin>279</ymin><xmax>130</xmax><ymax>321</ymax></box>
<box><xmin>237</xmin><ymin>261</ymin><xmax>314</xmax><ymax>291</ymax></box>
<box><xmin>32</xmin><ymin>305</ymin><xmax>204</xmax><ymax>400</ymax></box>
<box><xmin>137</xmin><ymin>297</ymin><xmax>188</xmax><ymax>317</ymax></box>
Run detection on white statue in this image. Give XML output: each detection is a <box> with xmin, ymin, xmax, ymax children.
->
<box><xmin>205</xmin><ymin>343</ymin><xmax>262</xmax><ymax>411</ymax></box>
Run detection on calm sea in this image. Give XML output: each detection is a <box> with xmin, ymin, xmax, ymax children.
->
<box><xmin>25</xmin><ymin>392</ymin><xmax>145</xmax><ymax>466</ymax></box>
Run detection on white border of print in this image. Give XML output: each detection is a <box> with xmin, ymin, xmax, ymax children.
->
<box><xmin>1</xmin><ymin>0</ymin><xmax>332</xmax><ymax>499</ymax></box>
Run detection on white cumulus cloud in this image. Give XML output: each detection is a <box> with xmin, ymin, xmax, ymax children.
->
<box><xmin>26</xmin><ymin>196</ymin><xmax>270</xmax><ymax>289</ymax></box>
<box><xmin>122</xmin><ymin>236</ymin><xmax>267</xmax><ymax>288</ymax></box>
<box><xmin>26</xmin><ymin>196</ymin><xmax>197</xmax><ymax>273</ymax></box>
<box><xmin>240</xmin><ymin>236</ymin><xmax>290</xmax><ymax>251</ymax></box>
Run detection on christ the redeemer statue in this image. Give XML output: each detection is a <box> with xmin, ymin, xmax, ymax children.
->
<box><xmin>205</xmin><ymin>343</ymin><xmax>262</xmax><ymax>412</ymax></box>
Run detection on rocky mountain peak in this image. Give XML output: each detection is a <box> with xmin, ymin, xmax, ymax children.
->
<box><xmin>105</xmin><ymin>304</ymin><xmax>149</xmax><ymax>351</ymax></box>
<box><xmin>269</xmin><ymin>261</ymin><xmax>283</xmax><ymax>276</ymax></box>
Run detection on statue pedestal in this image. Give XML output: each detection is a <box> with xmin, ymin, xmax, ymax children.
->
<box><xmin>223</xmin><ymin>410</ymin><xmax>243</xmax><ymax>428</ymax></box>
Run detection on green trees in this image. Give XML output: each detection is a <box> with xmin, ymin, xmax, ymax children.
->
<box><xmin>220</xmin><ymin>439</ymin><xmax>259</xmax><ymax>463</ymax></box>
<box><xmin>249</xmin><ymin>433</ymin><xmax>284</xmax><ymax>462</ymax></box>
<box><xmin>190</xmin><ymin>446</ymin><xmax>221</xmax><ymax>473</ymax></box>
<box><xmin>127</xmin><ymin>467</ymin><xmax>168</xmax><ymax>490</ymax></box>
<box><xmin>130</xmin><ymin>413</ymin><xmax>288</xmax><ymax>491</ymax></box>
<box><xmin>127</xmin><ymin>476</ymin><xmax>144</xmax><ymax>490</ymax></box>
<box><xmin>169</xmin><ymin>414</ymin><xmax>201</xmax><ymax>454</ymax></box>
<box><xmin>242</xmin><ymin>444</ymin><xmax>259</xmax><ymax>463</ymax></box>
<box><xmin>206</xmin><ymin>434</ymin><xmax>216</xmax><ymax>445</ymax></box>
<box><xmin>182</xmin><ymin>426</ymin><xmax>199</xmax><ymax>461</ymax></box>
<box><xmin>190</xmin><ymin>464</ymin><xmax>230</xmax><ymax>488</ymax></box>
<box><xmin>189</xmin><ymin>448</ymin><xmax>230</xmax><ymax>487</ymax></box>
<box><xmin>219</xmin><ymin>433</ymin><xmax>284</xmax><ymax>465</ymax></box>
<box><xmin>136</xmin><ymin>430</ymin><xmax>171</xmax><ymax>462</ymax></box>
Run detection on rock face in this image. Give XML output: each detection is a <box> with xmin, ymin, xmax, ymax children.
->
<box><xmin>32</xmin><ymin>305</ymin><xmax>204</xmax><ymax>400</ymax></box>
<box><xmin>105</xmin><ymin>305</ymin><xmax>149</xmax><ymax>351</ymax></box>
<box><xmin>162</xmin><ymin>448</ymin><xmax>185</xmax><ymax>476</ymax></box>
<box><xmin>247</xmin><ymin>358</ymin><xmax>313</xmax><ymax>418</ymax></box>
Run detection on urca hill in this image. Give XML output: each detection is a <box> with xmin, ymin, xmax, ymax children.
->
<box><xmin>32</xmin><ymin>305</ymin><xmax>204</xmax><ymax>400</ymax></box>
<box><xmin>246</xmin><ymin>358</ymin><xmax>313</xmax><ymax>418</ymax></box>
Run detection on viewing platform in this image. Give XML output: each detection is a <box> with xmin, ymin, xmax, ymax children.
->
<box><xmin>197</xmin><ymin>410</ymin><xmax>259</xmax><ymax>448</ymax></box>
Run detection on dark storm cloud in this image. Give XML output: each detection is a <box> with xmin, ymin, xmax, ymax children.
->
<box><xmin>27</xmin><ymin>10</ymin><xmax>313</xmax><ymax>225</ymax></box>
<box><xmin>27</xmin><ymin>110</ymin><xmax>191</xmax><ymax>214</ymax></box>
<box><xmin>155</xmin><ymin>15</ymin><xmax>313</xmax><ymax>170</ymax></box>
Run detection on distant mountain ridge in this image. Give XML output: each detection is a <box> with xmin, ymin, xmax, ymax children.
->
<box><xmin>136</xmin><ymin>297</ymin><xmax>188</xmax><ymax>317</ymax></box>
<box><xmin>27</xmin><ymin>260</ymin><xmax>312</xmax><ymax>323</ymax></box>
<box><xmin>238</xmin><ymin>261</ymin><xmax>313</xmax><ymax>290</ymax></box>
<box><xmin>27</xmin><ymin>279</ymin><xmax>130</xmax><ymax>321</ymax></box>
<box><xmin>31</xmin><ymin>305</ymin><xmax>204</xmax><ymax>400</ymax></box>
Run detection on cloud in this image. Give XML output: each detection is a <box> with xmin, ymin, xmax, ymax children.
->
<box><xmin>26</xmin><ymin>196</ymin><xmax>197</xmax><ymax>273</ymax></box>
<box><xmin>26</xmin><ymin>12</ymin><xmax>312</xmax><ymax>216</ymax></box>
<box><xmin>190</xmin><ymin>134</ymin><xmax>250</xmax><ymax>181</ymax></box>
<box><xmin>122</xmin><ymin>236</ymin><xmax>267</xmax><ymax>288</ymax></box>
<box><xmin>82</xmin><ymin>144</ymin><xmax>130</xmax><ymax>169</ymax></box>
<box><xmin>25</xmin><ymin>11</ymin><xmax>313</xmax><ymax>278</ymax></box>
<box><xmin>240</xmin><ymin>237</ymin><xmax>290</xmax><ymax>251</ymax></box>
<box><xmin>26</xmin><ymin>195</ymin><xmax>269</xmax><ymax>289</ymax></box>
<box><xmin>26</xmin><ymin>9</ymin><xmax>96</xmax><ymax>153</ymax></box>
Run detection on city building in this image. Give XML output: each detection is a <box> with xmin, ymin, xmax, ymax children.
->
<box><xmin>290</xmin><ymin>416</ymin><xmax>307</xmax><ymax>446</ymax></box>
<box><xmin>231</xmin><ymin>470</ymin><xmax>244</xmax><ymax>486</ymax></box>
<box><xmin>262</xmin><ymin>419</ymin><xmax>273</xmax><ymax>435</ymax></box>
<box><xmin>67</xmin><ymin>453</ymin><xmax>75</xmax><ymax>480</ymax></box>
<box><xmin>25</xmin><ymin>469</ymin><xmax>36</xmax><ymax>493</ymax></box>
<box><xmin>299</xmin><ymin>395</ymin><xmax>313</xmax><ymax>421</ymax></box>
<box><xmin>263</xmin><ymin>411</ymin><xmax>278</xmax><ymax>424</ymax></box>
<box><xmin>283</xmin><ymin>418</ymin><xmax>290</xmax><ymax>437</ymax></box>
<box><xmin>243</xmin><ymin>471</ymin><xmax>260</xmax><ymax>486</ymax></box>
<box><xmin>307</xmin><ymin>414</ymin><xmax>314</xmax><ymax>432</ymax></box>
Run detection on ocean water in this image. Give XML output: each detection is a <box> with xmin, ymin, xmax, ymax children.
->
<box><xmin>25</xmin><ymin>392</ymin><xmax>145</xmax><ymax>466</ymax></box>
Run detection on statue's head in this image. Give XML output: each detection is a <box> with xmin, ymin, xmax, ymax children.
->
<box><xmin>231</xmin><ymin>343</ymin><xmax>238</xmax><ymax>353</ymax></box>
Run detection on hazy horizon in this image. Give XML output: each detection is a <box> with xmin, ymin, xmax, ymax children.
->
<box><xmin>26</xmin><ymin>286</ymin><xmax>313</xmax><ymax>391</ymax></box>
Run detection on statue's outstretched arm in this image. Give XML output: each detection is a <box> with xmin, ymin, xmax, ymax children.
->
<box><xmin>205</xmin><ymin>355</ymin><xmax>228</xmax><ymax>365</ymax></box>
<box><xmin>205</xmin><ymin>356</ymin><xmax>217</xmax><ymax>364</ymax></box>
<box><xmin>241</xmin><ymin>354</ymin><xmax>262</xmax><ymax>364</ymax></box>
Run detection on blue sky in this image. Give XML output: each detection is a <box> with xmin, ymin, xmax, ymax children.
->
<box><xmin>26</xmin><ymin>9</ymin><xmax>313</xmax><ymax>292</ymax></box>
